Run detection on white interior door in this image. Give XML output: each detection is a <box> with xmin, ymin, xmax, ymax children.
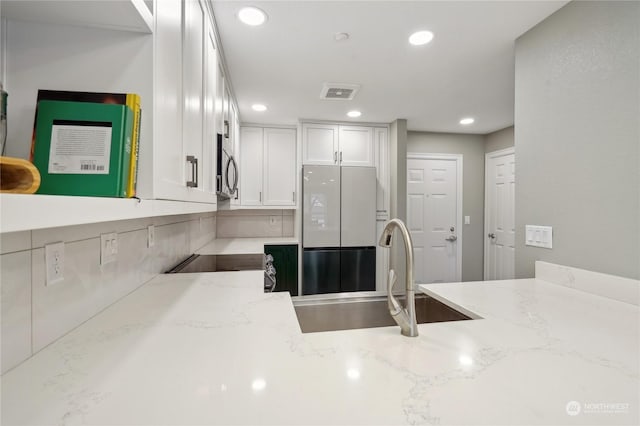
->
<box><xmin>484</xmin><ymin>148</ymin><xmax>515</xmax><ymax>280</ymax></box>
<box><xmin>407</xmin><ymin>155</ymin><xmax>462</xmax><ymax>284</ymax></box>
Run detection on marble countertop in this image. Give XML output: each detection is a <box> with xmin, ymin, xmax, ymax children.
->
<box><xmin>197</xmin><ymin>237</ymin><xmax>299</xmax><ymax>255</ymax></box>
<box><xmin>2</xmin><ymin>270</ymin><xmax>638</xmax><ymax>425</ymax></box>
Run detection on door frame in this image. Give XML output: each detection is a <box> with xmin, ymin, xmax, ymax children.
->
<box><xmin>407</xmin><ymin>153</ymin><xmax>463</xmax><ymax>282</ymax></box>
<box><xmin>484</xmin><ymin>147</ymin><xmax>515</xmax><ymax>280</ymax></box>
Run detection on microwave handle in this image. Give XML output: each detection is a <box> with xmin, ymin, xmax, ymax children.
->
<box><xmin>225</xmin><ymin>155</ymin><xmax>239</xmax><ymax>193</ymax></box>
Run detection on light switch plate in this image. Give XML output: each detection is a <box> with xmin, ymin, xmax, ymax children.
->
<box><xmin>100</xmin><ymin>232</ymin><xmax>118</xmax><ymax>265</ymax></box>
<box><xmin>464</xmin><ymin>216</ymin><xmax>470</xmax><ymax>225</ymax></box>
<box><xmin>45</xmin><ymin>242</ymin><xmax>65</xmax><ymax>285</ymax></box>
<box><xmin>525</xmin><ymin>225</ymin><xmax>553</xmax><ymax>249</ymax></box>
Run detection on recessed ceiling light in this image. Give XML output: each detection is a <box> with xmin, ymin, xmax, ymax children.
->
<box><xmin>347</xmin><ymin>110</ymin><xmax>361</xmax><ymax>118</ymax></box>
<box><xmin>238</xmin><ymin>7</ymin><xmax>267</xmax><ymax>26</ymax></box>
<box><xmin>459</xmin><ymin>117</ymin><xmax>475</xmax><ymax>125</ymax></box>
<box><xmin>252</xmin><ymin>104</ymin><xmax>267</xmax><ymax>112</ymax></box>
<box><xmin>408</xmin><ymin>30</ymin><xmax>434</xmax><ymax>46</ymax></box>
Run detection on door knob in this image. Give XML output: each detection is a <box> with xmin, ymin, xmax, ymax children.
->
<box><xmin>488</xmin><ymin>233</ymin><xmax>496</xmax><ymax>239</ymax></box>
<box><xmin>445</xmin><ymin>235</ymin><xmax>457</xmax><ymax>242</ymax></box>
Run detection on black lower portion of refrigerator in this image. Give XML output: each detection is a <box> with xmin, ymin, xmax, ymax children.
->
<box><xmin>302</xmin><ymin>247</ymin><xmax>376</xmax><ymax>295</ymax></box>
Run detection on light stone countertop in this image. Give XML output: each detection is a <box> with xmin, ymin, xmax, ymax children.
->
<box><xmin>197</xmin><ymin>237</ymin><xmax>299</xmax><ymax>255</ymax></box>
<box><xmin>1</xmin><ymin>270</ymin><xmax>638</xmax><ymax>425</ymax></box>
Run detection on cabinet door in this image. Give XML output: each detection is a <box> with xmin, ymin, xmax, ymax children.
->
<box><xmin>182</xmin><ymin>0</ymin><xmax>205</xmax><ymax>194</ymax></box>
<box><xmin>339</xmin><ymin>126</ymin><xmax>374</xmax><ymax>167</ymax></box>
<box><xmin>239</xmin><ymin>127</ymin><xmax>264</xmax><ymax>206</ymax></box>
<box><xmin>202</xmin><ymin>20</ymin><xmax>218</xmax><ymax>197</ymax></box>
<box><xmin>302</xmin><ymin>123</ymin><xmax>338</xmax><ymax>165</ymax></box>
<box><xmin>265</xmin><ymin>244</ymin><xmax>298</xmax><ymax>296</ymax></box>
<box><xmin>374</xmin><ymin>127</ymin><xmax>389</xmax><ymax>214</ymax></box>
<box><xmin>263</xmin><ymin>128</ymin><xmax>296</xmax><ymax>206</ymax></box>
<box><xmin>154</xmin><ymin>0</ymin><xmax>187</xmax><ymax>200</ymax></box>
<box><xmin>230</xmin><ymin>103</ymin><xmax>241</xmax><ymax>205</ymax></box>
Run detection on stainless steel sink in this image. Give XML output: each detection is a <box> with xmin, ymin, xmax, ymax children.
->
<box><xmin>294</xmin><ymin>294</ymin><xmax>473</xmax><ymax>333</ymax></box>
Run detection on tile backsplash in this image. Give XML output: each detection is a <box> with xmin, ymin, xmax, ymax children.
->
<box><xmin>0</xmin><ymin>213</ymin><xmax>216</xmax><ymax>374</ymax></box>
<box><xmin>216</xmin><ymin>209</ymin><xmax>295</xmax><ymax>238</ymax></box>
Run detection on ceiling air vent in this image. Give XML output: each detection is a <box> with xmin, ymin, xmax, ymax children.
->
<box><xmin>320</xmin><ymin>83</ymin><xmax>360</xmax><ymax>100</ymax></box>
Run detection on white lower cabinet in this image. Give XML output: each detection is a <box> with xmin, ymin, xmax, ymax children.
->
<box><xmin>240</xmin><ymin>127</ymin><xmax>297</xmax><ymax>208</ymax></box>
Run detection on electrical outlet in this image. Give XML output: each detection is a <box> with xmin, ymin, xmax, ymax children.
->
<box><xmin>100</xmin><ymin>232</ymin><xmax>118</xmax><ymax>265</ymax></box>
<box><xmin>147</xmin><ymin>225</ymin><xmax>155</xmax><ymax>248</ymax></box>
<box><xmin>45</xmin><ymin>242</ymin><xmax>65</xmax><ymax>285</ymax></box>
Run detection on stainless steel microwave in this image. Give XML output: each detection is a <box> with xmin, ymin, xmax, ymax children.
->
<box><xmin>216</xmin><ymin>132</ymin><xmax>238</xmax><ymax>199</ymax></box>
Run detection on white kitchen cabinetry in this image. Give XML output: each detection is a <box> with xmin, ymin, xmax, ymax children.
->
<box><xmin>263</xmin><ymin>128</ymin><xmax>297</xmax><ymax>206</ymax></box>
<box><xmin>374</xmin><ymin>127</ymin><xmax>390</xmax><ymax>292</ymax></box>
<box><xmin>239</xmin><ymin>127</ymin><xmax>264</xmax><ymax>206</ymax></box>
<box><xmin>302</xmin><ymin>123</ymin><xmax>338</xmax><ymax>165</ymax></box>
<box><xmin>155</xmin><ymin>0</ymin><xmax>217</xmax><ymax>204</ymax></box>
<box><xmin>0</xmin><ymin>0</ymin><xmax>246</xmax><ymax>231</ymax></box>
<box><xmin>339</xmin><ymin>126</ymin><xmax>374</xmax><ymax>167</ymax></box>
<box><xmin>240</xmin><ymin>127</ymin><xmax>297</xmax><ymax>208</ymax></box>
<box><xmin>302</xmin><ymin>123</ymin><xmax>374</xmax><ymax>167</ymax></box>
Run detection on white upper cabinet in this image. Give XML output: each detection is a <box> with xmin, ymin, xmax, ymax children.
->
<box><xmin>0</xmin><ymin>0</ymin><xmax>250</xmax><ymax>229</ymax></box>
<box><xmin>239</xmin><ymin>127</ymin><xmax>264</xmax><ymax>206</ymax></box>
<box><xmin>240</xmin><ymin>126</ymin><xmax>297</xmax><ymax>208</ymax></box>
<box><xmin>155</xmin><ymin>0</ymin><xmax>217</xmax><ymax>204</ymax></box>
<box><xmin>302</xmin><ymin>123</ymin><xmax>374</xmax><ymax>167</ymax></box>
<box><xmin>339</xmin><ymin>126</ymin><xmax>374</xmax><ymax>167</ymax></box>
<box><xmin>302</xmin><ymin>123</ymin><xmax>338</xmax><ymax>165</ymax></box>
<box><xmin>202</xmin><ymin>19</ymin><xmax>219</xmax><ymax>197</ymax></box>
<box><xmin>263</xmin><ymin>128</ymin><xmax>297</xmax><ymax>206</ymax></box>
<box><xmin>153</xmin><ymin>0</ymin><xmax>185</xmax><ymax>201</ymax></box>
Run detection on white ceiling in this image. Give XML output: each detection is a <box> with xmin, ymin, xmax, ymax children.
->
<box><xmin>212</xmin><ymin>1</ymin><xmax>568</xmax><ymax>134</ymax></box>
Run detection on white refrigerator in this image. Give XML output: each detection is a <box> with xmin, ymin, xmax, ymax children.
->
<box><xmin>302</xmin><ymin>165</ymin><xmax>377</xmax><ymax>294</ymax></box>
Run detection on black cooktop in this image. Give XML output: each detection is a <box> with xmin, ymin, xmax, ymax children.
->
<box><xmin>165</xmin><ymin>254</ymin><xmax>264</xmax><ymax>273</ymax></box>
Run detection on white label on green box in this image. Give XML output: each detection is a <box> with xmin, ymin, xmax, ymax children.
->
<box><xmin>48</xmin><ymin>121</ymin><xmax>111</xmax><ymax>174</ymax></box>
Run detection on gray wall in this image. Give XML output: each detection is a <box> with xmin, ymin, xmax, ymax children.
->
<box><xmin>389</xmin><ymin>120</ymin><xmax>408</xmax><ymax>285</ymax></box>
<box><xmin>485</xmin><ymin>126</ymin><xmax>514</xmax><ymax>153</ymax></box>
<box><xmin>389</xmin><ymin>119</ymin><xmax>408</xmax><ymax>221</ymax></box>
<box><xmin>407</xmin><ymin>131</ymin><xmax>485</xmax><ymax>282</ymax></box>
<box><xmin>514</xmin><ymin>1</ymin><xmax>639</xmax><ymax>279</ymax></box>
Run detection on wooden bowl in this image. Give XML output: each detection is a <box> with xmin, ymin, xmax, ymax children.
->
<box><xmin>0</xmin><ymin>156</ymin><xmax>41</xmax><ymax>194</ymax></box>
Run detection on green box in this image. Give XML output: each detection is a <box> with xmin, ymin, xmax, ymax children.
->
<box><xmin>32</xmin><ymin>100</ymin><xmax>133</xmax><ymax>197</ymax></box>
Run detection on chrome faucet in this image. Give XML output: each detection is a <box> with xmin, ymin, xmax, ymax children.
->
<box><xmin>378</xmin><ymin>218</ymin><xmax>419</xmax><ymax>337</ymax></box>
